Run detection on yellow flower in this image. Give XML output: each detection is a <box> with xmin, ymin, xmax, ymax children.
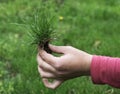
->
<box><xmin>59</xmin><ymin>16</ymin><xmax>64</xmax><ymax>21</ymax></box>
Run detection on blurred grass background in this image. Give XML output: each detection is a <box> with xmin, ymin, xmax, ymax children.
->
<box><xmin>0</xmin><ymin>0</ymin><xmax>120</xmax><ymax>94</ymax></box>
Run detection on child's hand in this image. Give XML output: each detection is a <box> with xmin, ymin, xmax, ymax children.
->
<box><xmin>37</xmin><ymin>44</ymin><xmax>92</xmax><ymax>89</ymax></box>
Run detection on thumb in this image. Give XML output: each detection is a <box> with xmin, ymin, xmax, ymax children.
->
<box><xmin>49</xmin><ymin>44</ymin><xmax>67</xmax><ymax>54</ymax></box>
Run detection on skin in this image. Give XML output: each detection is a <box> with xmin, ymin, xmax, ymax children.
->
<box><xmin>37</xmin><ymin>44</ymin><xmax>93</xmax><ymax>89</ymax></box>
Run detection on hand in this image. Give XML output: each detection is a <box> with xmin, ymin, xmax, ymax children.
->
<box><xmin>37</xmin><ymin>44</ymin><xmax>93</xmax><ymax>89</ymax></box>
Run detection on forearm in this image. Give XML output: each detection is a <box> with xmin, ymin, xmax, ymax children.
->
<box><xmin>91</xmin><ymin>55</ymin><xmax>120</xmax><ymax>88</ymax></box>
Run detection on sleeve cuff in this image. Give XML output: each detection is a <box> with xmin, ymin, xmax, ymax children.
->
<box><xmin>90</xmin><ymin>55</ymin><xmax>105</xmax><ymax>84</ymax></box>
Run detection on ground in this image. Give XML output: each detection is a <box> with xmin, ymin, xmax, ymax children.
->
<box><xmin>0</xmin><ymin>0</ymin><xmax>120</xmax><ymax>94</ymax></box>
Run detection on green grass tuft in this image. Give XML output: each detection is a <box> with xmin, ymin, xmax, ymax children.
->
<box><xmin>28</xmin><ymin>6</ymin><xmax>55</xmax><ymax>52</ymax></box>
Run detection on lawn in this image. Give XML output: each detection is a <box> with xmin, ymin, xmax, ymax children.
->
<box><xmin>0</xmin><ymin>0</ymin><xmax>120</xmax><ymax>94</ymax></box>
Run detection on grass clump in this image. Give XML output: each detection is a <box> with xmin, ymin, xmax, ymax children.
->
<box><xmin>28</xmin><ymin>7</ymin><xmax>55</xmax><ymax>53</ymax></box>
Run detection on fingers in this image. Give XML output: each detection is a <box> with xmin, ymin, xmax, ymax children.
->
<box><xmin>38</xmin><ymin>66</ymin><xmax>56</xmax><ymax>78</ymax></box>
<box><xmin>42</xmin><ymin>78</ymin><xmax>63</xmax><ymax>89</ymax></box>
<box><xmin>37</xmin><ymin>54</ymin><xmax>56</xmax><ymax>73</ymax></box>
<box><xmin>39</xmin><ymin>50</ymin><xmax>58</xmax><ymax>67</ymax></box>
<box><xmin>49</xmin><ymin>44</ymin><xmax>67</xmax><ymax>54</ymax></box>
<box><xmin>38</xmin><ymin>65</ymin><xmax>63</xmax><ymax>89</ymax></box>
<box><xmin>39</xmin><ymin>44</ymin><xmax>71</xmax><ymax>67</ymax></box>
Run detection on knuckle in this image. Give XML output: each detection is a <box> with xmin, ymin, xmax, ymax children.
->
<box><xmin>41</xmin><ymin>55</ymin><xmax>45</xmax><ymax>60</ymax></box>
<box><xmin>39</xmin><ymin>61</ymin><xmax>43</xmax><ymax>67</ymax></box>
<box><xmin>53</xmin><ymin>58</ymin><xmax>63</xmax><ymax>70</ymax></box>
<box><xmin>41</xmin><ymin>74</ymin><xmax>46</xmax><ymax>78</ymax></box>
<box><xmin>40</xmin><ymin>53</ymin><xmax>46</xmax><ymax>59</ymax></box>
<box><xmin>54</xmin><ymin>63</ymin><xmax>62</xmax><ymax>70</ymax></box>
<box><xmin>39</xmin><ymin>64</ymin><xmax>42</xmax><ymax>68</ymax></box>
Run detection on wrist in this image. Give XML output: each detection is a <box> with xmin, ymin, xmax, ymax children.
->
<box><xmin>85</xmin><ymin>54</ymin><xmax>93</xmax><ymax>76</ymax></box>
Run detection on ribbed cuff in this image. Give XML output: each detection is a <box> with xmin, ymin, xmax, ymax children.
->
<box><xmin>90</xmin><ymin>55</ymin><xmax>105</xmax><ymax>84</ymax></box>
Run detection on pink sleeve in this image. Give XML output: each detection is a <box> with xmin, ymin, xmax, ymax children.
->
<box><xmin>91</xmin><ymin>55</ymin><xmax>120</xmax><ymax>88</ymax></box>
